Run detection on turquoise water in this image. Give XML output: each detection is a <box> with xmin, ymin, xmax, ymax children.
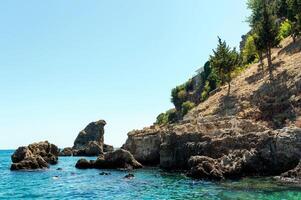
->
<box><xmin>1</xmin><ymin>150</ymin><xmax>301</xmax><ymax>199</ymax></box>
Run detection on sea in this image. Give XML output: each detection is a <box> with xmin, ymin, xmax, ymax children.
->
<box><xmin>1</xmin><ymin>150</ymin><xmax>301</xmax><ymax>200</ymax></box>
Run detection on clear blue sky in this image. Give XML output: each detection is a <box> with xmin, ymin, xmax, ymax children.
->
<box><xmin>0</xmin><ymin>0</ymin><xmax>250</xmax><ymax>149</ymax></box>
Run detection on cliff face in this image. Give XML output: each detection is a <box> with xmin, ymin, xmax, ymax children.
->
<box><xmin>122</xmin><ymin>38</ymin><xmax>301</xmax><ymax>180</ymax></box>
<box><xmin>122</xmin><ymin>126</ymin><xmax>162</xmax><ymax>165</ymax></box>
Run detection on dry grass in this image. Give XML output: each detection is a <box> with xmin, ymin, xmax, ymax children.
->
<box><xmin>186</xmin><ymin>37</ymin><xmax>301</xmax><ymax>128</ymax></box>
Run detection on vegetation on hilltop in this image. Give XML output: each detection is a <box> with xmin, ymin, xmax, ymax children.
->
<box><xmin>155</xmin><ymin>0</ymin><xmax>301</xmax><ymax>126</ymax></box>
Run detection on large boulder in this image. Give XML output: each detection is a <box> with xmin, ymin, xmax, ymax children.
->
<box><xmin>75</xmin><ymin>149</ymin><xmax>142</xmax><ymax>170</ymax></box>
<box><xmin>94</xmin><ymin>149</ymin><xmax>142</xmax><ymax>169</ymax></box>
<box><xmin>73</xmin><ymin>120</ymin><xmax>106</xmax><ymax>156</ymax></box>
<box><xmin>276</xmin><ymin>161</ymin><xmax>301</xmax><ymax>184</ymax></box>
<box><xmin>11</xmin><ymin>141</ymin><xmax>59</xmax><ymax>171</ymax></box>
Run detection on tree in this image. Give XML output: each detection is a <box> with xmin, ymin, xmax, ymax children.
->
<box><xmin>242</xmin><ymin>34</ymin><xmax>258</xmax><ymax>64</ymax></box>
<box><xmin>248</xmin><ymin>0</ymin><xmax>280</xmax><ymax>80</ymax></box>
<box><xmin>287</xmin><ymin>0</ymin><xmax>301</xmax><ymax>42</ymax></box>
<box><xmin>210</xmin><ymin>37</ymin><xmax>240</xmax><ymax>95</ymax></box>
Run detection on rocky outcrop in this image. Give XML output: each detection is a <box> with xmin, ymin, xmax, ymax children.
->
<box><xmin>103</xmin><ymin>144</ymin><xmax>114</xmax><ymax>152</ymax></box>
<box><xmin>276</xmin><ymin>161</ymin><xmax>301</xmax><ymax>184</ymax></box>
<box><xmin>122</xmin><ymin>114</ymin><xmax>301</xmax><ymax>180</ymax></box>
<box><xmin>72</xmin><ymin>120</ymin><xmax>106</xmax><ymax>156</ymax></box>
<box><xmin>11</xmin><ymin>141</ymin><xmax>59</xmax><ymax>170</ymax></box>
<box><xmin>185</xmin><ymin>127</ymin><xmax>301</xmax><ymax>180</ymax></box>
<box><xmin>75</xmin><ymin>149</ymin><xmax>142</xmax><ymax>170</ymax></box>
<box><xmin>59</xmin><ymin>147</ymin><xmax>73</xmax><ymax>156</ymax></box>
<box><xmin>122</xmin><ymin>125</ymin><xmax>162</xmax><ymax>165</ymax></box>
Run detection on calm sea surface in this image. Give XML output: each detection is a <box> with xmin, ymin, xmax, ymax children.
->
<box><xmin>1</xmin><ymin>150</ymin><xmax>301</xmax><ymax>199</ymax></box>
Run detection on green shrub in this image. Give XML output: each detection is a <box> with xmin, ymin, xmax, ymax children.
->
<box><xmin>278</xmin><ymin>19</ymin><xmax>293</xmax><ymax>40</ymax></box>
<box><xmin>155</xmin><ymin>109</ymin><xmax>178</xmax><ymax>125</ymax></box>
<box><xmin>200</xmin><ymin>81</ymin><xmax>211</xmax><ymax>101</ymax></box>
<box><xmin>181</xmin><ymin>101</ymin><xmax>195</xmax><ymax>116</ymax></box>
<box><xmin>242</xmin><ymin>34</ymin><xmax>258</xmax><ymax>64</ymax></box>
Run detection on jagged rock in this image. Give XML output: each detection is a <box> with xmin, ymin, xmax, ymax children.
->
<box><xmin>59</xmin><ymin>147</ymin><xmax>73</xmax><ymax>156</ymax></box>
<box><xmin>75</xmin><ymin>149</ymin><xmax>142</xmax><ymax>170</ymax></box>
<box><xmin>188</xmin><ymin>156</ymin><xmax>224</xmax><ymax>180</ymax></box>
<box><xmin>10</xmin><ymin>141</ymin><xmax>59</xmax><ymax>171</ymax></box>
<box><xmin>73</xmin><ymin>120</ymin><xmax>106</xmax><ymax>156</ymax></box>
<box><xmin>122</xmin><ymin>127</ymin><xmax>162</xmax><ymax>165</ymax></box>
<box><xmin>103</xmin><ymin>144</ymin><xmax>114</xmax><ymax>152</ymax></box>
<box><xmin>186</xmin><ymin>128</ymin><xmax>301</xmax><ymax>180</ymax></box>
<box><xmin>276</xmin><ymin>161</ymin><xmax>301</xmax><ymax>184</ymax></box>
<box><xmin>94</xmin><ymin>149</ymin><xmax>142</xmax><ymax>169</ymax></box>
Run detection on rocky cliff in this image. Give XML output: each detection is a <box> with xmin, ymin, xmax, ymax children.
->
<box><xmin>123</xmin><ymin>38</ymin><xmax>301</xmax><ymax>181</ymax></box>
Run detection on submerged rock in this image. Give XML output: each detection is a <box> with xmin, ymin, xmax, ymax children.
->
<box><xmin>99</xmin><ymin>172</ymin><xmax>111</xmax><ymax>175</ymax></box>
<box><xmin>124</xmin><ymin>173</ymin><xmax>135</xmax><ymax>179</ymax></box>
<box><xmin>10</xmin><ymin>141</ymin><xmax>59</xmax><ymax>171</ymax></box>
<box><xmin>75</xmin><ymin>149</ymin><xmax>142</xmax><ymax>170</ymax></box>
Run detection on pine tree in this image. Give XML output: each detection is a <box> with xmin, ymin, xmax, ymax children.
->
<box><xmin>248</xmin><ymin>0</ymin><xmax>280</xmax><ymax>80</ymax></box>
<box><xmin>287</xmin><ymin>0</ymin><xmax>301</xmax><ymax>42</ymax></box>
<box><xmin>210</xmin><ymin>37</ymin><xmax>239</xmax><ymax>95</ymax></box>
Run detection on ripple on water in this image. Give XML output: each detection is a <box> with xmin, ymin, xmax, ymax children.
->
<box><xmin>0</xmin><ymin>151</ymin><xmax>301</xmax><ymax>200</ymax></box>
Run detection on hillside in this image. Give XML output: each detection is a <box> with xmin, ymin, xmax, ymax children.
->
<box><xmin>122</xmin><ymin>37</ymin><xmax>301</xmax><ymax>181</ymax></box>
<box><xmin>186</xmin><ymin>37</ymin><xmax>301</xmax><ymax>128</ymax></box>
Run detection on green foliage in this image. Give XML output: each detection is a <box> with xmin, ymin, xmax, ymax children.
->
<box><xmin>278</xmin><ymin>19</ymin><xmax>293</xmax><ymax>40</ymax></box>
<box><xmin>171</xmin><ymin>79</ymin><xmax>193</xmax><ymax>110</ymax></box>
<box><xmin>200</xmin><ymin>81</ymin><xmax>211</xmax><ymax>101</ymax></box>
<box><xmin>155</xmin><ymin>109</ymin><xmax>178</xmax><ymax>125</ymax></box>
<box><xmin>287</xmin><ymin>0</ymin><xmax>301</xmax><ymax>40</ymax></box>
<box><xmin>242</xmin><ymin>34</ymin><xmax>258</xmax><ymax>64</ymax></box>
<box><xmin>181</xmin><ymin>101</ymin><xmax>195</xmax><ymax>116</ymax></box>
<box><xmin>248</xmin><ymin>0</ymin><xmax>280</xmax><ymax>80</ymax></box>
<box><xmin>210</xmin><ymin>37</ymin><xmax>240</xmax><ymax>94</ymax></box>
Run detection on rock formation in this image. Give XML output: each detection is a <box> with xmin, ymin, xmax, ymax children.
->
<box><xmin>58</xmin><ymin>120</ymin><xmax>114</xmax><ymax>157</ymax></box>
<box><xmin>122</xmin><ymin>38</ymin><xmax>301</xmax><ymax>182</ymax></box>
<box><xmin>11</xmin><ymin>141</ymin><xmax>59</xmax><ymax>170</ymax></box>
<box><xmin>103</xmin><ymin>144</ymin><xmax>114</xmax><ymax>152</ymax></box>
<box><xmin>75</xmin><ymin>149</ymin><xmax>142</xmax><ymax>170</ymax></box>
<box><xmin>122</xmin><ymin>126</ymin><xmax>162</xmax><ymax>165</ymax></box>
<box><xmin>72</xmin><ymin>120</ymin><xmax>106</xmax><ymax>156</ymax></box>
<box><xmin>59</xmin><ymin>147</ymin><xmax>73</xmax><ymax>156</ymax></box>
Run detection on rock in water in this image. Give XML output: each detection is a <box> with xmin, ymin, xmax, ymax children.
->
<box><xmin>94</xmin><ymin>149</ymin><xmax>143</xmax><ymax>169</ymax></box>
<box><xmin>75</xmin><ymin>149</ymin><xmax>142</xmax><ymax>170</ymax></box>
<box><xmin>124</xmin><ymin>173</ymin><xmax>135</xmax><ymax>179</ymax></box>
<box><xmin>75</xmin><ymin>158</ymin><xmax>95</xmax><ymax>169</ymax></box>
<box><xmin>10</xmin><ymin>141</ymin><xmax>59</xmax><ymax>171</ymax></box>
<box><xmin>59</xmin><ymin>147</ymin><xmax>73</xmax><ymax>156</ymax></box>
<box><xmin>73</xmin><ymin>120</ymin><xmax>106</xmax><ymax>156</ymax></box>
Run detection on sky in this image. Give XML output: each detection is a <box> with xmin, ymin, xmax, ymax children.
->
<box><xmin>0</xmin><ymin>0</ymin><xmax>250</xmax><ymax>149</ymax></box>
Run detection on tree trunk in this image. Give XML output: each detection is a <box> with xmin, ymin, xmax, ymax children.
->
<box><xmin>227</xmin><ymin>81</ymin><xmax>231</xmax><ymax>96</ymax></box>
<box><xmin>259</xmin><ymin>52</ymin><xmax>264</xmax><ymax>74</ymax></box>
<box><xmin>267</xmin><ymin>47</ymin><xmax>273</xmax><ymax>81</ymax></box>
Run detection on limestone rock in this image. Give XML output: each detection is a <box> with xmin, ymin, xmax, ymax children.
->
<box><xmin>10</xmin><ymin>141</ymin><xmax>59</xmax><ymax>171</ymax></box>
<box><xmin>73</xmin><ymin>120</ymin><xmax>106</xmax><ymax>156</ymax></box>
